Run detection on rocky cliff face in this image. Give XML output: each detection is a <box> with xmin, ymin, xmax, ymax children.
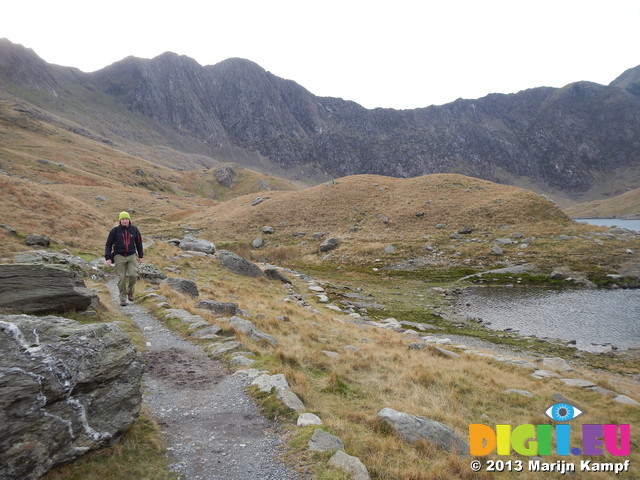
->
<box><xmin>1</xmin><ymin>38</ymin><xmax>639</xmax><ymax>198</ymax></box>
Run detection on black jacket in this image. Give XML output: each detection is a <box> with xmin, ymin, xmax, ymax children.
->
<box><xmin>105</xmin><ymin>224</ymin><xmax>143</xmax><ymax>261</ymax></box>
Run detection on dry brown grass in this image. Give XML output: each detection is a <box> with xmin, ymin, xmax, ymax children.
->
<box><xmin>137</xmin><ymin>244</ymin><xmax>640</xmax><ymax>479</ymax></box>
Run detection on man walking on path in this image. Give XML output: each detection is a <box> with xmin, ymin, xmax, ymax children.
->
<box><xmin>105</xmin><ymin>211</ymin><xmax>144</xmax><ymax>306</ymax></box>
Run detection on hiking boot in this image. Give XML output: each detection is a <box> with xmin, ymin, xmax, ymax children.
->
<box><xmin>120</xmin><ymin>300</ymin><xmax>127</xmax><ymax>306</ymax></box>
<box><xmin>128</xmin><ymin>294</ymin><xmax>134</xmax><ymax>301</ymax></box>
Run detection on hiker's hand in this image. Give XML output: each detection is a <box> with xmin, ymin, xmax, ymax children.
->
<box><xmin>105</xmin><ymin>259</ymin><xmax>113</xmax><ymax>267</ymax></box>
<box><xmin>138</xmin><ymin>258</ymin><xmax>143</xmax><ymax>265</ymax></box>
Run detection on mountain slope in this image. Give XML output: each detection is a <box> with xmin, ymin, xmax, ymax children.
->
<box><xmin>1</xmin><ymin>38</ymin><xmax>640</xmax><ymax>204</ymax></box>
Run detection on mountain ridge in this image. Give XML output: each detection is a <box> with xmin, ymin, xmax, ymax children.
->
<box><xmin>1</xmin><ymin>38</ymin><xmax>640</xmax><ymax>205</ymax></box>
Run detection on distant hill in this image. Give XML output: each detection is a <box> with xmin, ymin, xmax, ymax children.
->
<box><xmin>1</xmin><ymin>38</ymin><xmax>640</xmax><ymax>209</ymax></box>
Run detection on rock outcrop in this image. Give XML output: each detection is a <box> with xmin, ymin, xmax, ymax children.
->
<box><xmin>0</xmin><ymin>314</ymin><xmax>144</xmax><ymax>480</ymax></box>
<box><xmin>217</xmin><ymin>250</ymin><xmax>263</xmax><ymax>278</ymax></box>
<box><xmin>0</xmin><ymin>264</ymin><xmax>99</xmax><ymax>314</ymax></box>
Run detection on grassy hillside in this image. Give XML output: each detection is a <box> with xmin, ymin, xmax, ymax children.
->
<box><xmin>564</xmin><ymin>186</ymin><xmax>640</xmax><ymax>219</ymax></box>
<box><xmin>2</xmin><ymin>95</ymin><xmax>640</xmax><ymax>480</ymax></box>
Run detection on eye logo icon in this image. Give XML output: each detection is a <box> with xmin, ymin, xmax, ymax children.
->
<box><xmin>545</xmin><ymin>403</ymin><xmax>583</xmax><ymax>422</ymax></box>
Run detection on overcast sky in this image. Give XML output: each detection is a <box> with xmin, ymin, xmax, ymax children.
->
<box><xmin>2</xmin><ymin>0</ymin><xmax>639</xmax><ymax>109</ymax></box>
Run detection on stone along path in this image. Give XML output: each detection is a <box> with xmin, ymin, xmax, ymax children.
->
<box><xmin>107</xmin><ymin>279</ymin><xmax>304</xmax><ymax>480</ymax></box>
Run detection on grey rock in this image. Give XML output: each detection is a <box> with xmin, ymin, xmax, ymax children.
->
<box><xmin>189</xmin><ymin>324</ymin><xmax>222</xmax><ymax>338</ymax></box>
<box><xmin>531</xmin><ymin>369</ymin><xmax>561</xmax><ymax>379</ymax></box>
<box><xmin>179</xmin><ymin>236</ymin><xmax>216</xmax><ymax>255</ymax></box>
<box><xmin>377</xmin><ymin>407</ymin><xmax>469</xmax><ymax>454</ymax></box>
<box><xmin>613</xmin><ymin>395</ymin><xmax>640</xmax><ymax>406</ymax></box>
<box><xmin>276</xmin><ymin>389</ymin><xmax>305</xmax><ymax>412</ymax></box>
<box><xmin>264</xmin><ymin>268</ymin><xmax>292</xmax><ymax>284</ymax></box>
<box><xmin>137</xmin><ymin>263</ymin><xmax>167</xmax><ymax>283</ymax></box>
<box><xmin>251</xmin><ymin>373</ymin><xmax>289</xmax><ymax>393</ymax></box>
<box><xmin>0</xmin><ymin>314</ymin><xmax>143</xmax><ymax>480</ymax></box>
<box><xmin>559</xmin><ymin>378</ymin><xmax>597</xmax><ymax>388</ymax></box>
<box><xmin>214</xmin><ymin>165</ymin><xmax>236</xmax><ymax>187</ymax></box>
<box><xmin>230</xmin><ymin>355</ymin><xmax>255</xmax><ymax>367</ymax></box>
<box><xmin>328</xmin><ymin>451</ymin><xmax>370</xmax><ymax>480</ymax></box>
<box><xmin>505</xmin><ymin>389</ymin><xmax>534</xmax><ymax>397</ymax></box>
<box><xmin>384</xmin><ymin>245</ymin><xmax>395</xmax><ymax>254</ymax></box>
<box><xmin>297</xmin><ymin>413</ymin><xmax>323</xmax><ymax>426</ymax></box>
<box><xmin>308</xmin><ymin>429</ymin><xmax>344</xmax><ymax>452</ymax></box>
<box><xmin>491</xmin><ymin>244</ymin><xmax>504</xmax><ymax>255</ymax></box>
<box><xmin>252</xmin><ymin>196</ymin><xmax>267</xmax><ymax>206</ymax></box>
<box><xmin>25</xmin><ymin>233</ymin><xmax>50</xmax><ymax>247</ymax></box>
<box><xmin>229</xmin><ymin>316</ymin><xmax>278</xmax><ymax>346</ymax></box>
<box><xmin>205</xmin><ymin>341</ymin><xmax>242</xmax><ymax>356</ymax></box>
<box><xmin>319</xmin><ymin>237</ymin><xmax>340</xmax><ymax>252</ymax></box>
<box><xmin>217</xmin><ymin>250</ymin><xmax>264</xmax><ymax>277</ymax></box>
<box><xmin>262</xmin><ymin>226</ymin><xmax>274</xmax><ymax>234</ymax></box>
<box><xmin>0</xmin><ymin>264</ymin><xmax>98</xmax><ymax>314</ymax></box>
<box><xmin>252</xmin><ymin>237</ymin><xmax>264</xmax><ymax>249</ymax></box>
<box><xmin>195</xmin><ymin>300</ymin><xmax>239</xmax><ymax>316</ymax></box>
<box><xmin>163</xmin><ymin>277</ymin><xmax>199</xmax><ymax>297</ymax></box>
<box><xmin>164</xmin><ymin>309</ymin><xmax>207</xmax><ymax>326</ymax></box>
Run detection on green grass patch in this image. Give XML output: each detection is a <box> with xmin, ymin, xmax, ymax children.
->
<box><xmin>42</xmin><ymin>413</ymin><xmax>177</xmax><ymax>480</ymax></box>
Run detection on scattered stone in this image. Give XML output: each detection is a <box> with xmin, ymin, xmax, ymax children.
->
<box><xmin>559</xmin><ymin>378</ymin><xmax>597</xmax><ymax>388</ymax></box>
<box><xmin>252</xmin><ymin>237</ymin><xmax>264</xmax><ymax>249</ymax></box>
<box><xmin>163</xmin><ymin>277</ymin><xmax>199</xmax><ymax>297</ymax></box>
<box><xmin>276</xmin><ymin>389</ymin><xmax>305</xmax><ymax>412</ymax></box>
<box><xmin>505</xmin><ymin>389</ymin><xmax>534</xmax><ymax>397</ymax></box>
<box><xmin>137</xmin><ymin>263</ymin><xmax>168</xmax><ymax>283</ymax></box>
<box><xmin>384</xmin><ymin>245</ymin><xmax>395</xmax><ymax>254</ymax></box>
<box><xmin>322</xmin><ymin>350</ymin><xmax>339</xmax><ymax>358</ymax></box>
<box><xmin>491</xmin><ymin>245</ymin><xmax>504</xmax><ymax>255</ymax></box>
<box><xmin>539</xmin><ymin>357</ymin><xmax>572</xmax><ymax>372</ymax></box>
<box><xmin>25</xmin><ymin>233</ymin><xmax>51</xmax><ymax>247</ymax></box>
<box><xmin>251</xmin><ymin>373</ymin><xmax>289</xmax><ymax>393</ymax></box>
<box><xmin>613</xmin><ymin>395</ymin><xmax>640</xmax><ymax>406</ymax></box>
<box><xmin>179</xmin><ymin>236</ymin><xmax>216</xmax><ymax>255</ymax></box>
<box><xmin>229</xmin><ymin>316</ymin><xmax>278</xmax><ymax>346</ymax></box>
<box><xmin>195</xmin><ymin>300</ymin><xmax>239</xmax><ymax>316</ymax></box>
<box><xmin>189</xmin><ymin>324</ymin><xmax>222</xmax><ymax>338</ymax></box>
<box><xmin>217</xmin><ymin>250</ymin><xmax>264</xmax><ymax>277</ymax></box>
<box><xmin>264</xmin><ymin>268</ymin><xmax>292</xmax><ymax>283</ymax></box>
<box><xmin>319</xmin><ymin>237</ymin><xmax>340</xmax><ymax>252</ymax></box>
<box><xmin>214</xmin><ymin>165</ymin><xmax>236</xmax><ymax>187</ymax></box>
<box><xmin>205</xmin><ymin>341</ymin><xmax>242</xmax><ymax>357</ymax></box>
<box><xmin>252</xmin><ymin>196</ymin><xmax>267</xmax><ymax>206</ymax></box>
<box><xmin>230</xmin><ymin>355</ymin><xmax>255</xmax><ymax>367</ymax></box>
<box><xmin>531</xmin><ymin>370</ymin><xmax>561</xmax><ymax>379</ymax></box>
<box><xmin>308</xmin><ymin>429</ymin><xmax>345</xmax><ymax>452</ymax></box>
<box><xmin>328</xmin><ymin>451</ymin><xmax>371</xmax><ymax>480</ymax></box>
<box><xmin>297</xmin><ymin>413</ymin><xmax>323</xmax><ymax>427</ymax></box>
<box><xmin>377</xmin><ymin>407</ymin><xmax>468</xmax><ymax>454</ymax></box>
<box><xmin>262</xmin><ymin>226</ymin><xmax>274</xmax><ymax>234</ymax></box>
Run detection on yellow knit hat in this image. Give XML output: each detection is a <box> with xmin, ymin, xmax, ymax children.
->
<box><xmin>118</xmin><ymin>211</ymin><xmax>131</xmax><ymax>220</ymax></box>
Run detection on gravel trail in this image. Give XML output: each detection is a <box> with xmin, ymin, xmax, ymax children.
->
<box><xmin>107</xmin><ymin>279</ymin><xmax>305</xmax><ymax>480</ymax></box>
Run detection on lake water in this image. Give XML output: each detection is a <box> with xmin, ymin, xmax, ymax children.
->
<box><xmin>576</xmin><ymin>218</ymin><xmax>640</xmax><ymax>232</ymax></box>
<box><xmin>455</xmin><ymin>288</ymin><xmax>640</xmax><ymax>352</ymax></box>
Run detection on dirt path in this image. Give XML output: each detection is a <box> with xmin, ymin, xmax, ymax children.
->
<box><xmin>107</xmin><ymin>279</ymin><xmax>305</xmax><ymax>480</ymax></box>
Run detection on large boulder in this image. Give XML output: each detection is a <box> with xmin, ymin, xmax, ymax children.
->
<box><xmin>377</xmin><ymin>407</ymin><xmax>469</xmax><ymax>454</ymax></box>
<box><xmin>179</xmin><ymin>236</ymin><xmax>216</xmax><ymax>255</ymax></box>
<box><xmin>217</xmin><ymin>250</ymin><xmax>263</xmax><ymax>278</ymax></box>
<box><xmin>163</xmin><ymin>277</ymin><xmax>199</xmax><ymax>297</ymax></box>
<box><xmin>0</xmin><ymin>264</ymin><xmax>99</xmax><ymax>314</ymax></box>
<box><xmin>0</xmin><ymin>315</ymin><xmax>144</xmax><ymax>480</ymax></box>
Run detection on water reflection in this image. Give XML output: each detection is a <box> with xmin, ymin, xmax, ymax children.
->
<box><xmin>455</xmin><ymin>287</ymin><xmax>640</xmax><ymax>352</ymax></box>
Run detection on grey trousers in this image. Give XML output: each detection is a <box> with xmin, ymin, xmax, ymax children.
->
<box><xmin>114</xmin><ymin>254</ymin><xmax>138</xmax><ymax>300</ymax></box>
